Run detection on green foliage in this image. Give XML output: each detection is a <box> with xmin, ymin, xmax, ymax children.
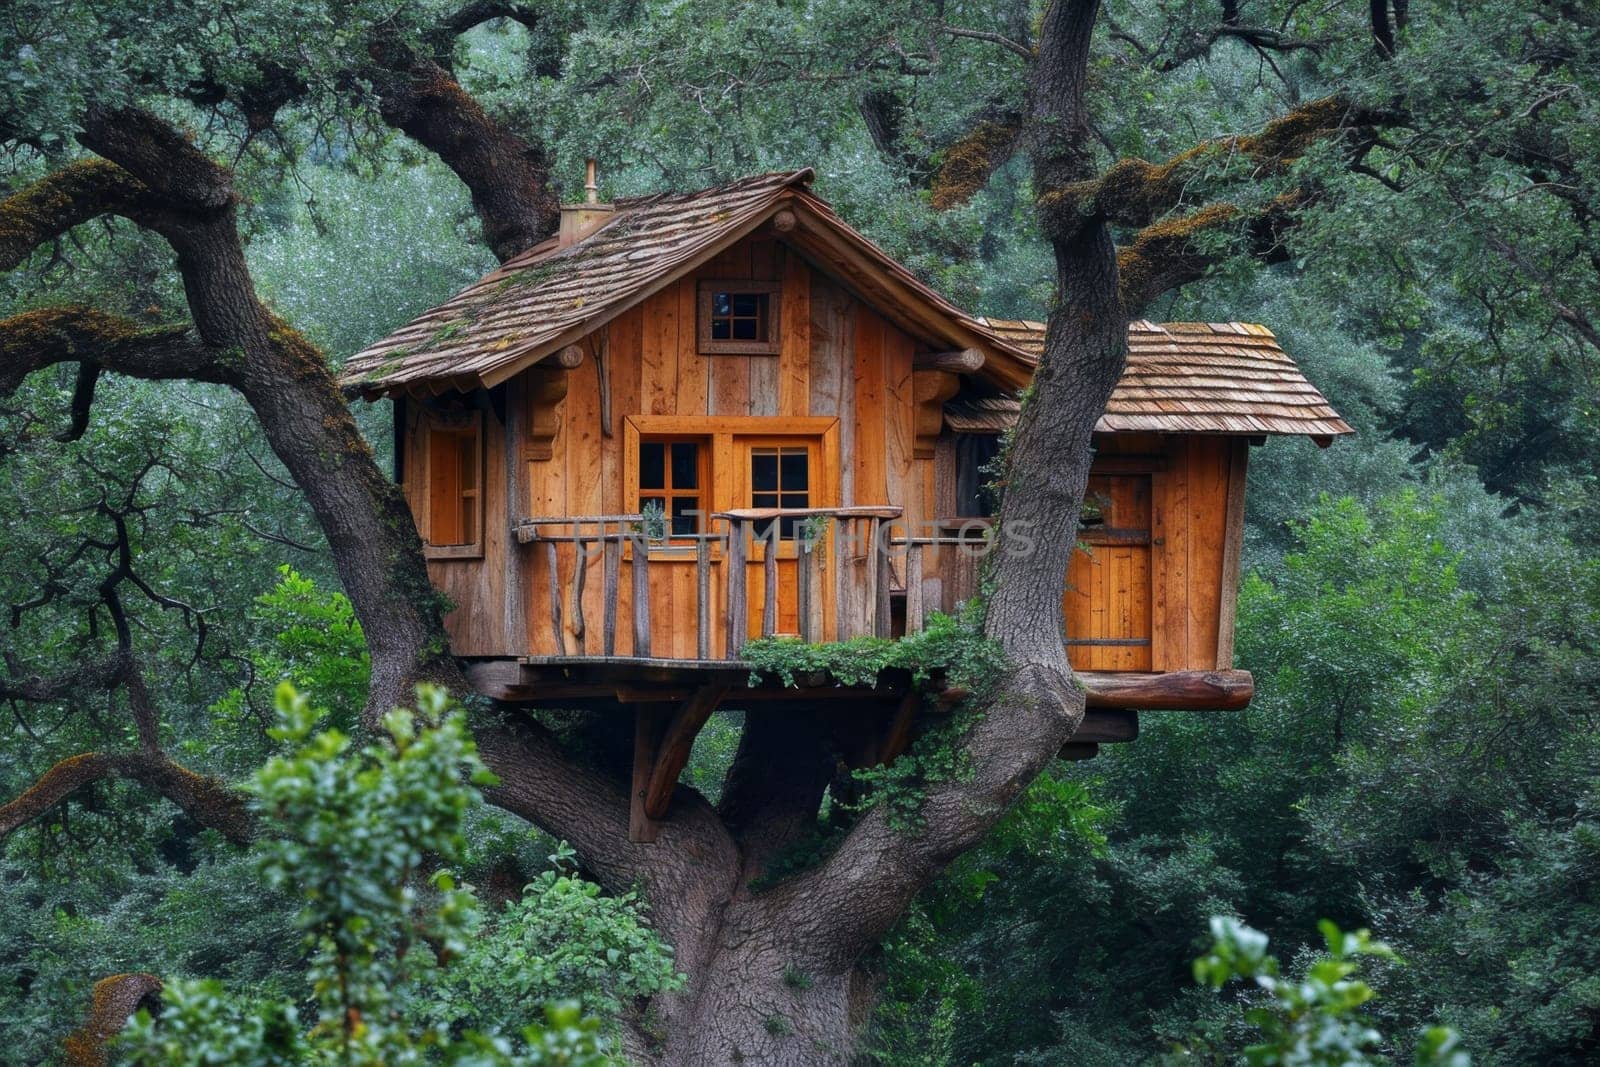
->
<box><xmin>743</xmin><ymin>600</ymin><xmax>1004</xmax><ymax>692</ymax></box>
<box><xmin>1185</xmin><ymin>917</ymin><xmax>1467</xmax><ymax>1067</ymax></box>
<box><xmin>121</xmin><ymin>685</ymin><xmax>631</xmax><ymax>1065</ymax></box>
<box><xmin>426</xmin><ymin>869</ymin><xmax>683</xmax><ymax>1031</ymax></box>
<box><xmin>215</xmin><ymin>567</ymin><xmax>371</xmax><ymax>733</ymax></box>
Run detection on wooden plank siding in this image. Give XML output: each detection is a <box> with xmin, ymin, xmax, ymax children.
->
<box><xmin>404</xmin><ymin>231</ymin><xmax>1252</xmax><ymax>676</ymax></box>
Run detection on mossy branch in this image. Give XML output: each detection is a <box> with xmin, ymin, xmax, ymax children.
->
<box><xmin>1037</xmin><ymin>95</ymin><xmax>1381</xmax><ymax>239</ymax></box>
<box><xmin>1117</xmin><ymin>190</ymin><xmax>1305</xmax><ymax>311</ymax></box>
<box><xmin>929</xmin><ymin>113</ymin><xmax>1025</xmax><ymax>211</ymax></box>
<box><xmin>0</xmin><ymin>306</ymin><xmax>229</xmax><ymax>399</ymax></box>
<box><xmin>63</xmin><ymin>973</ymin><xmax>163</xmax><ymax>1067</ymax></box>
<box><xmin>0</xmin><ymin>159</ymin><xmax>154</xmax><ymax>271</ymax></box>
<box><xmin>0</xmin><ymin>747</ymin><xmax>254</xmax><ymax>844</ymax></box>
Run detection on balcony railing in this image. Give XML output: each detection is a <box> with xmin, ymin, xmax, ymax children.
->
<box><xmin>513</xmin><ymin>506</ymin><xmax>908</xmax><ymax>661</ymax></box>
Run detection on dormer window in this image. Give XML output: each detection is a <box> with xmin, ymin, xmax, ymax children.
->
<box><xmin>698</xmin><ymin>280</ymin><xmax>781</xmax><ymax>355</ymax></box>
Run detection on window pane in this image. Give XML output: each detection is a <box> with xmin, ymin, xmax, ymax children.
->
<box><xmin>670</xmin><ymin>498</ymin><xmax>700</xmax><ymax>536</ymax></box>
<box><xmin>779</xmin><ymin>449</ymin><xmax>808</xmax><ymax>490</ymax></box>
<box><xmin>784</xmin><ymin>492</ymin><xmax>809</xmax><ymax>510</ymax></box>
<box><xmin>711</xmin><ymin>319</ymin><xmax>731</xmax><ymax>340</ymax></box>
<box><xmin>779</xmin><ymin>515</ymin><xmax>800</xmax><ymax>540</ymax></box>
<box><xmin>751</xmin><ymin>450</ymin><xmax>778</xmax><ymax>492</ymax></box>
<box><xmin>752</xmin><ymin>492</ymin><xmax>779</xmax><ymax>510</ymax></box>
<box><xmin>731</xmin><ymin>318</ymin><xmax>758</xmax><ymax>340</ymax></box>
<box><xmin>671</xmin><ymin>442</ymin><xmax>699</xmax><ymax>488</ymax></box>
<box><xmin>713</xmin><ymin>292</ymin><xmax>732</xmax><ymax>315</ymax></box>
<box><xmin>640</xmin><ymin>442</ymin><xmax>665</xmax><ymax>489</ymax></box>
<box><xmin>641</xmin><ymin>495</ymin><xmax>665</xmax><ymax>514</ymax></box>
<box><xmin>731</xmin><ymin>293</ymin><xmax>760</xmax><ymax>316</ymax></box>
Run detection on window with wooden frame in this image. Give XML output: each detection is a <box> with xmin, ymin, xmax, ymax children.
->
<box><xmin>748</xmin><ymin>444</ymin><xmax>811</xmax><ymax>540</ymax></box>
<box><xmin>697</xmin><ymin>280</ymin><xmax>782</xmax><ymax>355</ymax></box>
<box><xmin>638</xmin><ymin>437</ymin><xmax>708</xmax><ymax>539</ymax></box>
<box><xmin>423</xmin><ymin>411</ymin><xmax>484</xmax><ymax>557</ymax></box>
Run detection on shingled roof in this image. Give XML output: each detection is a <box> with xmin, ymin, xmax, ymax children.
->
<box><xmin>955</xmin><ymin>319</ymin><xmax>1353</xmax><ymax>440</ymax></box>
<box><xmin>339</xmin><ymin>169</ymin><xmax>1029</xmax><ymax>396</ymax></box>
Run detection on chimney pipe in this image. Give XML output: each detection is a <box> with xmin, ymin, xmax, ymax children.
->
<box><xmin>560</xmin><ymin>157</ymin><xmax>614</xmax><ymax>247</ymax></box>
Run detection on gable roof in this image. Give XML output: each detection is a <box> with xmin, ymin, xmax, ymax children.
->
<box><xmin>339</xmin><ymin>169</ymin><xmax>1031</xmax><ymax>397</ymax></box>
<box><xmin>960</xmin><ymin>319</ymin><xmax>1353</xmax><ymax>440</ymax></box>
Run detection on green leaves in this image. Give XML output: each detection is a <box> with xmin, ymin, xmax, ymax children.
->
<box><xmin>124</xmin><ymin>684</ymin><xmax>623</xmax><ymax>1065</ymax></box>
<box><xmin>1188</xmin><ymin>917</ymin><xmax>1461</xmax><ymax>1067</ymax></box>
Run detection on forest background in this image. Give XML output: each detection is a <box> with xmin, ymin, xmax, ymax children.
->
<box><xmin>1</xmin><ymin>1</ymin><xmax>1597</xmax><ymax>1063</ymax></box>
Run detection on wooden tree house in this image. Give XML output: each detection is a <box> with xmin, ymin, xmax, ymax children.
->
<box><xmin>341</xmin><ymin>168</ymin><xmax>1350</xmax><ymax>840</ymax></box>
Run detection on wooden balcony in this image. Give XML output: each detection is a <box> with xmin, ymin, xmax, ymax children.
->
<box><xmin>513</xmin><ymin>506</ymin><xmax>915</xmax><ymax>660</ymax></box>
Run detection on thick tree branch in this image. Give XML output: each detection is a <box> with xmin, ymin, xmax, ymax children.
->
<box><xmin>928</xmin><ymin>110</ymin><xmax>1026</xmax><ymax>211</ymax></box>
<box><xmin>1036</xmin><ymin>95</ymin><xmax>1385</xmax><ymax>238</ymax></box>
<box><xmin>0</xmin><ymin>307</ymin><xmax>227</xmax><ymax>396</ymax></box>
<box><xmin>63</xmin><ymin>973</ymin><xmax>163</xmax><ymax>1067</ymax></box>
<box><xmin>0</xmin><ymin>747</ymin><xmax>254</xmax><ymax>844</ymax></box>
<box><xmin>1115</xmin><ymin>191</ymin><xmax>1303</xmax><ymax>311</ymax></box>
<box><xmin>0</xmin><ymin>160</ymin><xmax>154</xmax><ymax>270</ymax></box>
<box><xmin>368</xmin><ymin>49</ymin><xmax>559</xmax><ymax>261</ymax></box>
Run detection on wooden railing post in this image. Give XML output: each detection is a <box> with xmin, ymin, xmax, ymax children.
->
<box><xmin>631</xmin><ymin>528</ymin><xmax>651</xmax><ymax>657</ymax></box>
<box><xmin>905</xmin><ymin>541</ymin><xmax>924</xmax><ymax>634</ymax></box>
<box><xmin>761</xmin><ymin>523</ymin><xmax>779</xmax><ymax>638</ymax></box>
<box><xmin>797</xmin><ymin>536</ymin><xmax>817</xmax><ymax>643</ymax></box>
<box><xmin>545</xmin><ymin>539</ymin><xmax>566</xmax><ymax>655</ymax></box>
<box><xmin>726</xmin><ymin>519</ymin><xmax>748</xmax><ymax>658</ymax></box>
<box><xmin>602</xmin><ymin>530</ymin><xmax>620</xmax><ymax>657</ymax></box>
<box><xmin>695</xmin><ymin>533</ymin><xmax>711</xmax><ymax>660</ymax></box>
<box><xmin>570</xmin><ymin>528</ymin><xmax>587</xmax><ymax>649</ymax></box>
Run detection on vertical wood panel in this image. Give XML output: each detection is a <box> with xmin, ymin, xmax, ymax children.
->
<box><xmin>641</xmin><ymin>288</ymin><xmax>680</xmax><ymax>416</ymax></box>
<box><xmin>778</xmin><ymin>248</ymin><xmax>811</xmax><ymax>416</ymax></box>
<box><xmin>1187</xmin><ymin>436</ymin><xmax>1229</xmax><ymax>667</ymax></box>
<box><xmin>853</xmin><ymin>308</ymin><xmax>887</xmax><ymax>506</ymax></box>
<box><xmin>675</xmin><ymin>278</ymin><xmax>709</xmax><ymax>415</ymax></box>
<box><xmin>1215</xmin><ymin>439</ymin><xmax>1250</xmax><ymax>668</ymax></box>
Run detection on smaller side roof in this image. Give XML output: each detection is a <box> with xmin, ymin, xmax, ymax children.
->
<box><xmin>959</xmin><ymin>319</ymin><xmax>1354</xmax><ymax>439</ymax></box>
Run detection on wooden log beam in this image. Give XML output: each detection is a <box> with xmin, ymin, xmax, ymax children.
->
<box><xmin>912</xmin><ymin>348</ymin><xmax>985</xmax><ymax>373</ymax></box>
<box><xmin>1076</xmin><ymin>669</ymin><xmax>1254</xmax><ymax>711</ymax></box>
<box><xmin>641</xmin><ymin>684</ymin><xmax>730</xmax><ymax>822</ymax></box>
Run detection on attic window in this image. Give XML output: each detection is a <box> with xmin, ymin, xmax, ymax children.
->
<box><xmin>698</xmin><ymin>280</ymin><xmax>781</xmax><ymax>355</ymax></box>
<box><xmin>424</xmin><ymin>412</ymin><xmax>484</xmax><ymax>557</ymax></box>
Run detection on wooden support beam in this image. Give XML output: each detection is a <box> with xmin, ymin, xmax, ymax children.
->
<box><xmin>877</xmin><ymin>690</ymin><xmax>921</xmax><ymax>766</ymax></box>
<box><xmin>912</xmin><ymin>369</ymin><xmax>961</xmax><ymax>458</ymax></box>
<box><xmin>1073</xmin><ymin>708</ymin><xmax>1138</xmax><ymax>743</ymax></box>
<box><xmin>726</xmin><ymin>521</ymin><xmax>748</xmax><ymax>656</ymax></box>
<box><xmin>545</xmin><ymin>540</ymin><xmax>566</xmax><ymax>656</ymax></box>
<box><xmin>913</xmin><ymin>348</ymin><xmax>985</xmax><ymax>374</ymax></box>
<box><xmin>629</xmin><ymin>705</ymin><xmax>671</xmax><ymax>843</ymax></box>
<box><xmin>641</xmin><ymin>684</ymin><xmax>730</xmax><ymax>823</ymax></box>
<box><xmin>522</xmin><ymin>364</ymin><xmax>569</xmax><ymax>462</ymax></box>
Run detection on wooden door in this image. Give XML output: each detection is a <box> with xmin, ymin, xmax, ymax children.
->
<box><xmin>734</xmin><ymin>434</ymin><xmax>825</xmax><ymax>638</ymax></box>
<box><xmin>1064</xmin><ymin>474</ymin><xmax>1153</xmax><ymax>670</ymax></box>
